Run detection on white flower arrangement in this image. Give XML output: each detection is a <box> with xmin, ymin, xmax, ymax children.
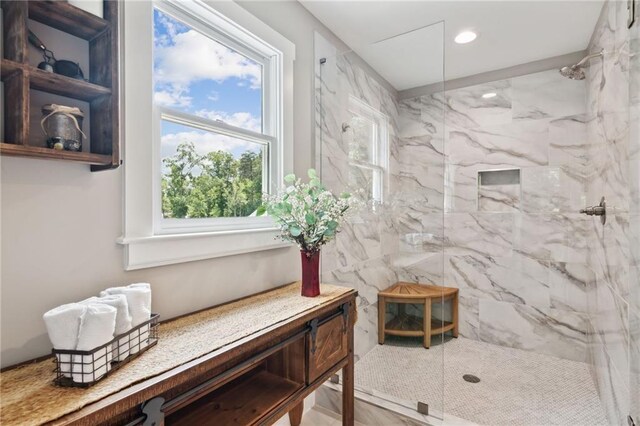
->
<box><xmin>257</xmin><ymin>169</ymin><xmax>359</xmax><ymax>254</ymax></box>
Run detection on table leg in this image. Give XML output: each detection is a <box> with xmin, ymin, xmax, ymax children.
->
<box><xmin>452</xmin><ymin>291</ymin><xmax>459</xmax><ymax>338</ymax></box>
<box><xmin>378</xmin><ymin>296</ymin><xmax>385</xmax><ymax>345</ymax></box>
<box><xmin>343</xmin><ymin>304</ymin><xmax>355</xmax><ymax>426</ymax></box>
<box><xmin>423</xmin><ymin>298</ymin><xmax>431</xmax><ymax>349</ymax></box>
<box><xmin>288</xmin><ymin>402</ymin><xmax>303</xmax><ymax>426</ymax></box>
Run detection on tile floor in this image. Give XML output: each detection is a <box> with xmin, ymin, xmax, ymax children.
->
<box><xmin>299</xmin><ymin>407</ymin><xmax>366</xmax><ymax>426</ymax></box>
<box><xmin>354</xmin><ymin>336</ymin><xmax>608</xmax><ymax>426</ymax></box>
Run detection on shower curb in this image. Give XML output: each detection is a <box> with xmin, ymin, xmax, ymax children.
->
<box><xmin>316</xmin><ymin>382</ymin><xmax>477</xmax><ymax>426</ymax></box>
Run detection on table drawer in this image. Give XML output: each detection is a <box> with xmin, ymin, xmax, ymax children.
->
<box><xmin>307</xmin><ymin>313</ymin><xmax>348</xmax><ymax>383</ymax></box>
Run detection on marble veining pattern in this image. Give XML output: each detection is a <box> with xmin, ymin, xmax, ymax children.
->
<box><xmin>434</xmin><ymin>68</ymin><xmax>591</xmax><ymax>363</ymax></box>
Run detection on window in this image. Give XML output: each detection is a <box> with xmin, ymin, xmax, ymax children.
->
<box><xmin>152</xmin><ymin>3</ymin><xmax>279</xmax><ymax>234</ymax></box>
<box><xmin>159</xmin><ymin>120</ymin><xmax>265</xmax><ymax>219</ymax></box>
<box><xmin>120</xmin><ymin>0</ymin><xmax>295</xmax><ymax>269</ymax></box>
<box><xmin>346</xmin><ymin>96</ymin><xmax>389</xmax><ymax>203</ymax></box>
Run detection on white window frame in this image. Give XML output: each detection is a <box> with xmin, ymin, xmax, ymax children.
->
<box><xmin>152</xmin><ymin>1</ymin><xmax>280</xmax><ymax>235</ymax></box>
<box><xmin>118</xmin><ymin>0</ymin><xmax>295</xmax><ymax>270</ymax></box>
<box><xmin>347</xmin><ymin>95</ymin><xmax>389</xmax><ymax>203</ymax></box>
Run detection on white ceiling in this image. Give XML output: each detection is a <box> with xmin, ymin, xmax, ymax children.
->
<box><xmin>300</xmin><ymin>1</ymin><xmax>605</xmax><ymax>91</ymax></box>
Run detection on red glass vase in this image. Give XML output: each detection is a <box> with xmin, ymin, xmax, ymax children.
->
<box><xmin>300</xmin><ymin>250</ymin><xmax>320</xmax><ymax>297</ymax></box>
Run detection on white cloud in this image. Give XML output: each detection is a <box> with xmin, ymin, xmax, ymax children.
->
<box><xmin>194</xmin><ymin>110</ymin><xmax>261</xmax><ymax>133</ymax></box>
<box><xmin>155</xmin><ymin>12</ymin><xmax>183</xmax><ymax>43</ymax></box>
<box><xmin>154</xmin><ymin>87</ymin><xmax>192</xmax><ymax>108</ymax></box>
<box><xmin>161</xmin><ymin>129</ymin><xmax>260</xmax><ymax>160</ymax></box>
<box><xmin>154</xmin><ymin>29</ymin><xmax>262</xmax><ymax>93</ymax></box>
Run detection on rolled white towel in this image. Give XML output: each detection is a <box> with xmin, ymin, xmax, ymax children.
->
<box><xmin>81</xmin><ymin>295</ymin><xmax>132</xmax><ymax>361</ymax></box>
<box><xmin>72</xmin><ymin>303</ymin><xmax>117</xmax><ymax>384</ymax></box>
<box><xmin>100</xmin><ymin>283</ymin><xmax>151</xmax><ymax>326</ymax></box>
<box><xmin>43</xmin><ymin>303</ymin><xmax>87</xmax><ymax>378</ymax></box>
<box><xmin>101</xmin><ymin>283</ymin><xmax>151</xmax><ymax>354</ymax></box>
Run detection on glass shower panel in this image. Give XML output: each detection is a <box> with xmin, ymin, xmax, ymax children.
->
<box><xmin>316</xmin><ymin>20</ymin><xmax>446</xmax><ymax>423</ymax></box>
<box><xmin>628</xmin><ymin>12</ymin><xmax>639</xmax><ymax>425</ymax></box>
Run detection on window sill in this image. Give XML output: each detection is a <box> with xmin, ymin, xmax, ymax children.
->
<box><xmin>117</xmin><ymin>227</ymin><xmax>292</xmax><ymax>270</ymax></box>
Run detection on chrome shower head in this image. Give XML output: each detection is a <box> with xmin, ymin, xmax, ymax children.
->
<box><xmin>559</xmin><ymin>50</ymin><xmax>604</xmax><ymax>80</ymax></box>
<box><xmin>559</xmin><ymin>65</ymin><xmax>585</xmax><ymax>80</ymax></box>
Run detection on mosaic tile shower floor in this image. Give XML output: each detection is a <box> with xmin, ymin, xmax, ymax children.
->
<box><xmin>354</xmin><ymin>336</ymin><xmax>608</xmax><ymax>425</ymax></box>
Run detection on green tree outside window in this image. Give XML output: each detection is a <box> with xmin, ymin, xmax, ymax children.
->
<box><xmin>162</xmin><ymin>141</ymin><xmax>263</xmax><ymax>219</ymax></box>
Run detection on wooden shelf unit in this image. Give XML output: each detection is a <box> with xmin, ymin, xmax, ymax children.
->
<box><xmin>165</xmin><ymin>335</ymin><xmax>307</xmax><ymax>426</ymax></box>
<box><xmin>0</xmin><ymin>0</ymin><xmax>119</xmax><ymax>171</ymax></box>
<box><xmin>2</xmin><ymin>60</ymin><xmax>112</xmax><ymax>101</ymax></box>
<box><xmin>28</xmin><ymin>1</ymin><xmax>110</xmax><ymax>40</ymax></box>
<box><xmin>0</xmin><ymin>142</ymin><xmax>112</xmax><ymax>165</ymax></box>
<box><xmin>168</xmin><ymin>369</ymin><xmax>302</xmax><ymax>426</ymax></box>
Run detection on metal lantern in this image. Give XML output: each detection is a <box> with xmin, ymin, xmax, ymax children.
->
<box><xmin>41</xmin><ymin>104</ymin><xmax>86</xmax><ymax>152</ymax></box>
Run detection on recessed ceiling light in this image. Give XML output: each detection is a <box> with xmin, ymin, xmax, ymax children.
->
<box><xmin>482</xmin><ymin>92</ymin><xmax>497</xmax><ymax>99</ymax></box>
<box><xmin>455</xmin><ymin>31</ymin><xmax>477</xmax><ymax>44</ymax></box>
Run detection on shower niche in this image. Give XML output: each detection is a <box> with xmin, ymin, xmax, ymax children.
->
<box><xmin>477</xmin><ymin>168</ymin><xmax>521</xmax><ymax>212</ymax></box>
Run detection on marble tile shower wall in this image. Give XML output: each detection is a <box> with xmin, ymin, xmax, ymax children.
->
<box><xmin>315</xmin><ymin>34</ymin><xmax>596</xmax><ymax>365</ymax></box>
<box><xmin>315</xmin><ymin>33</ymin><xmax>446</xmax><ymax>362</ymax></box>
<box><xmin>393</xmin><ymin>92</ymin><xmax>445</xmax><ymax>289</ymax></box>
<box><xmin>400</xmin><ymin>69</ymin><xmax>593</xmax><ymax>363</ymax></box>
<box><xmin>585</xmin><ymin>1</ymin><xmax>639</xmax><ymax>424</ymax></box>
<box><xmin>315</xmin><ymin>35</ymin><xmax>403</xmax><ymax>362</ymax></box>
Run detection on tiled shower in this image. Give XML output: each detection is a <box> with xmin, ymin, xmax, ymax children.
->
<box><xmin>434</xmin><ymin>69</ymin><xmax>590</xmax><ymax>363</ymax></box>
<box><xmin>316</xmin><ymin>0</ymin><xmax>639</xmax><ymax>424</ymax></box>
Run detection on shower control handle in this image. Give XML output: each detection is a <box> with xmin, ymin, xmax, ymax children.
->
<box><xmin>580</xmin><ymin>206</ymin><xmax>605</xmax><ymax>216</ymax></box>
<box><xmin>580</xmin><ymin>197</ymin><xmax>606</xmax><ymax>224</ymax></box>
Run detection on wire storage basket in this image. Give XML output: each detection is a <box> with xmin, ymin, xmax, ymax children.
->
<box><xmin>52</xmin><ymin>314</ymin><xmax>159</xmax><ymax>387</ymax></box>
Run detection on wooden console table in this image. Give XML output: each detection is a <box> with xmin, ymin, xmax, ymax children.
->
<box><xmin>0</xmin><ymin>283</ymin><xmax>357</xmax><ymax>426</ymax></box>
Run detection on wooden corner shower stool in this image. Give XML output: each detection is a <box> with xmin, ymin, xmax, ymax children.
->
<box><xmin>378</xmin><ymin>282</ymin><xmax>458</xmax><ymax>348</ymax></box>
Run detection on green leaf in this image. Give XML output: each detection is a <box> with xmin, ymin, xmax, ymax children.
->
<box><xmin>324</xmin><ymin>229</ymin><xmax>335</xmax><ymax>237</ymax></box>
<box><xmin>305</xmin><ymin>213</ymin><xmax>316</xmax><ymax>225</ymax></box>
<box><xmin>256</xmin><ymin>205</ymin><xmax>267</xmax><ymax>216</ymax></box>
<box><xmin>328</xmin><ymin>220</ymin><xmax>338</xmax><ymax>230</ymax></box>
<box><xmin>290</xmin><ymin>226</ymin><xmax>302</xmax><ymax>237</ymax></box>
<box><xmin>307</xmin><ymin>168</ymin><xmax>317</xmax><ymax>179</ymax></box>
<box><xmin>340</xmin><ymin>192</ymin><xmax>351</xmax><ymax>199</ymax></box>
<box><xmin>284</xmin><ymin>174</ymin><xmax>296</xmax><ymax>183</ymax></box>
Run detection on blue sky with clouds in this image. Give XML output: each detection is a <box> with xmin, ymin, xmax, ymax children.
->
<box><xmin>153</xmin><ymin>8</ymin><xmax>263</xmax><ymax>159</ymax></box>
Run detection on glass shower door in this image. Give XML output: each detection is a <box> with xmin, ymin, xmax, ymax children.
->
<box><xmin>315</xmin><ymin>20</ymin><xmax>446</xmax><ymax>424</ymax></box>
<box><xmin>628</xmin><ymin>9</ymin><xmax>639</xmax><ymax>424</ymax></box>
